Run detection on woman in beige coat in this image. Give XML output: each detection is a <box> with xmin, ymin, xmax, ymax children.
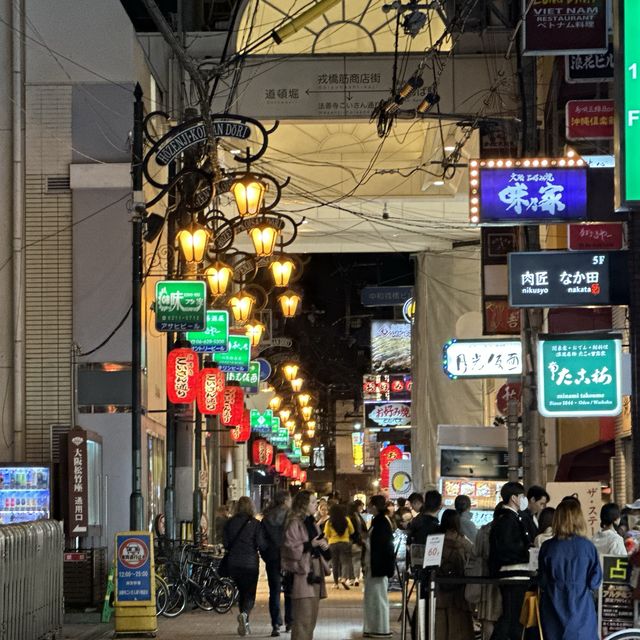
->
<box><xmin>281</xmin><ymin>491</ymin><xmax>329</xmax><ymax>640</ymax></box>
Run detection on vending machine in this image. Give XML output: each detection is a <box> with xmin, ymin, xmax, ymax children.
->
<box><xmin>437</xmin><ymin>424</ymin><xmax>509</xmax><ymax>528</ymax></box>
<box><xmin>0</xmin><ymin>464</ymin><xmax>51</xmax><ymax>524</ymax></box>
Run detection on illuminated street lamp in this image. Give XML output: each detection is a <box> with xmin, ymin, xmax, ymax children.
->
<box><xmin>245</xmin><ymin>320</ymin><xmax>265</xmax><ymax>347</ymax></box>
<box><xmin>290</xmin><ymin>377</ymin><xmax>304</xmax><ymax>392</ymax></box>
<box><xmin>177</xmin><ymin>223</ymin><xmax>210</xmax><ymax>263</ymax></box>
<box><xmin>269</xmin><ymin>395</ymin><xmax>283</xmax><ymax>411</ymax></box>
<box><xmin>293</xmin><ymin>432</ymin><xmax>302</xmax><ymax>443</ymax></box>
<box><xmin>249</xmin><ymin>222</ymin><xmax>279</xmax><ymax>257</ymax></box>
<box><xmin>282</xmin><ymin>363</ymin><xmax>299</xmax><ymax>381</ymax></box>
<box><xmin>302</xmin><ymin>443</ymin><xmax>312</xmax><ymax>454</ymax></box>
<box><xmin>277</xmin><ymin>289</ymin><xmax>302</xmax><ymax>318</ymax></box>
<box><xmin>285</xmin><ymin>419</ymin><xmax>297</xmax><ymax>435</ymax></box>
<box><xmin>270</xmin><ymin>256</ymin><xmax>295</xmax><ymax>287</ymax></box>
<box><xmin>228</xmin><ymin>290</ymin><xmax>256</xmax><ymax>325</ymax></box>
<box><xmin>204</xmin><ymin>261</ymin><xmax>233</xmax><ymax>297</ymax></box>
<box><xmin>306</xmin><ymin>426</ymin><xmax>316</xmax><ymax>438</ymax></box>
<box><xmin>301</xmin><ymin>405</ymin><xmax>313</xmax><ymax>421</ymax></box>
<box><xmin>279</xmin><ymin>407</ymin><xmax>292</xmax><ymax>423</ymax></box>
<box><xmin>297</xmin><ymin>393</ymin><xmax>311</xmax><ymax>408</ymax></box>
<box><xmin>230</xmin><ymin>173</ymin><xmax>267</xmax><ymax>217</ymax></box>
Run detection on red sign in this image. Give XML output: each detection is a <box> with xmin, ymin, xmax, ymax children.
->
<box><xmin>496</xmin><ymin>382</ymin><xmax>522</xmax><ymax>416</ymax></box>
<box><xmin>291</xmin><ymin>464</ymin><xmax>301</xmax><ymax>481</ymax></box>
<box><xmin>117</xmin><ymin>537</ymin><xmax>149</xmax><ymax>569</ymax></box>
<box><xmin>276</xmin><ymin>453</ymin><xmax>292</xmax><ymax>477</ymax></box>
<box><xmin>299</xmin><ymin>470</ymin><xmax>307</xmax><ymax>484</ymax></box>
<box><xmin>64</xmin><ymin>552</ymin><xmax>88</xmax><ymax>562</ymax></box>
<box><xmin>230</xmin><ymin>411</ymin><xmax>251</xmax><ymax>443</ymax></box>
<box><xmin>167</xmin><ymin>348</ymin><xmax>199</xmax><ymax>404</ymax></box>
<box><xmin>197</xmin><ymin>367</ymin><xmax>225</xmax><ymax>415</ymax></box>
<box><xmin>379</xmin><ymin>445</ymin><xmax>403</xmax><ymax>489</ymax></box>
<box><xmin>220</xmin><ymin>386</ymin><xmax>244</xmax><ymax>427</ymax></box>
<box><xmin>252</xmin><ymin>439</ymin><xmax>274</xmax><ymax>466</ymax></box>
<box><xmin>484</xmin><ymin>299</ymin><xmax>521</xmax><ymax>335</ymax></box>
<box><xmin>566</xmin><ymin>100</ymin><xmax>614</xmax><ymax>141</ymax></box>
<box><xmin>568</xmin><ymin>223</ymin><xmax>624</xmax><ymax>251</ymax></box>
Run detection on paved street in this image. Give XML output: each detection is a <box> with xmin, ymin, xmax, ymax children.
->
<box><xmin>62</xmin><ymin>580</ymin><xmax>404</xmax><ymax>640</ymax></box>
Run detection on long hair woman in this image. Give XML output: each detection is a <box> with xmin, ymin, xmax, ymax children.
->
<box><xmin>324</xmin><ymin>503</ymin><xmax>355</xmax><ymax>589</ymax></box>
<box><xmin>223</xmin><ymin>496</ymin><xmax>266</xmax><ymax>636</ymax></box>
<box><xmin>281</xmin><ymin>491</ymin><xmax>330</xmax><ymax>640</ymax></box>
<box><xmin>538</xmin><ymin>499</ymin><xmax>603</xmax><ymax>640</ymax></box>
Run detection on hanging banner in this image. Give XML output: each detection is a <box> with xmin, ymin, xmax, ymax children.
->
<box><xmin>352</xmin><ymin>432</ymin><xmax>364</xmax><ymax>468</ymax></box>
<box><xmin>566</xmin><ymin>100</ymin><xmax>614</xmax><ymax>140</ymax></box>
<box><xmin>252</xmin><ymin>439</ymin><xmax>274</xmax><ymax>466</ymax></box>
<box><xmin>565</xmin><ymin>43</ymin><xmax>614</xmax><ymax>84</ymax></box>
<box><xmin>443</xmin><ymin>339</ymin><xmax>522</xmax><ymax>379</ymax></box>
<box><xmin>196</xmin><ymin>367</ymin><xmax>225</xmax><ymax>415</ymax></box>
<box><xmin>522</xmin><ymin>0</ymin><xmax>608</xmax><ymax>56</ymax></box>
<box><xmin>568</xmin><ymin>223</ymin><xmax>624</xmax><ymax>251</ymax></box>
<box><xmin>155</xmin><ymin>281</ymin><xmax>207</xmax><ymax>332</ymax></box>
<box><xmin>230</xmin><ymin>411</ymin><xmax>251</xmax><ymax>443</ymax></box>
<box><xmin>186</xmin><ymin>310</ymin><xmax>229</xmax><ymax>353</ymax></box>
<box><xmin>220</xmin><ymin>386</ymin><xmax>244</xmax><ymax>426</ymax></box>
<box><xmin>166</xmin><ymin>348</ymin><xmax>199</xmax><ymax>404</ymax></box>
<box><xmin>537</xmin><ymin>335</ymin><xmax>622</xmax><ymax>418</ymax></box>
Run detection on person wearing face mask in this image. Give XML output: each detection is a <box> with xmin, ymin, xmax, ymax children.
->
<box><xmin>488</xmin><ymin>482</ymin><xmax>533</xmax><ymax>640</ymax></box>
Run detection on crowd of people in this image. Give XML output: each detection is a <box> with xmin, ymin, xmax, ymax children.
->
<box><xmin>214</xmin><ymin>484</ymin><xmax>634</xmax><ymax>640</ymax></box>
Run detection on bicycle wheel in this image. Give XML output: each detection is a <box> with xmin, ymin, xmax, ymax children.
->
<box><xmin>155</xmin><ymin>575</ymin><xmax>169</xmax><ymax>616</ymax></box>
<box><xmin>193</xmin><ymin>576</ymin><xmax>216</xmax><ymax>612</ymax></box>
<box><xmin>212</xmin><ymin>578</ymin><xmax>238</xmax><ymax>614</ymax></box>
<box><xmin>161</xmin><ymin>582</ymin><xmax>187</xmax><ymax>618</ymax></box>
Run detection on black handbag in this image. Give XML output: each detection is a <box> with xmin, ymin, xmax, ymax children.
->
<box><xmin>218</xmin><ymin>517</ymin><xmax>251</xmax><ymax>577</ymax></box>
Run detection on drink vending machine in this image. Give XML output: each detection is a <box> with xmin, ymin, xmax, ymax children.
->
<box><xmin>0</xmin><ymin>464</ymin><xmax>50</xmax><ymax>524</ymax></box>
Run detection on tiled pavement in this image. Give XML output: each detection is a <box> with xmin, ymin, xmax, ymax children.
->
<box><xmin>62</xmin><ymin>581</ymin><xmax>404</xmax><ymax>640</ymax></box>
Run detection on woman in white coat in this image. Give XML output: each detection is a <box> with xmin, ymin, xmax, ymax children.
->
<box><xmin>592</xmin><ymin>502</ymin><xmax>627</xmax><ymax>556</ymax></box>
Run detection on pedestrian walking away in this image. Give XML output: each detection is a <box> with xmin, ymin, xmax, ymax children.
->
<box><xmin>223</xmin><ymin>496</ymin><xmax>266</xmax><ymax>636</ymax></box>
<box><xmin>281</xmin><ymin>491</ymin><xmax>330</xmax><ymax>640</ymax></box>
<box><xmin>324</xmin><ymin>503</ymin><xmax>355</xmax><ymax>589</ymax></box>
<box><xmin>348</xmin><ymin>500</ymin><xmax>368</xmax><ymax>586</ymax></box>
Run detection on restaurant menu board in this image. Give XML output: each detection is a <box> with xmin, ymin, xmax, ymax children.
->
<box><xmin>439</xmin><ymin>478</ymin><xmax>505</xmax><ymax>527</ymax></box>
<box><xmin>599</xmin><ymin>555</ymin><xmax>634</xmax><ymax>638</ymax></box>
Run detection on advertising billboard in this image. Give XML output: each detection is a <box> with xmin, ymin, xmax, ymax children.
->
<box><xmin>371</xmin><ymin>321</ymin><xmax>411</xmax><ymax>374</ymax></box>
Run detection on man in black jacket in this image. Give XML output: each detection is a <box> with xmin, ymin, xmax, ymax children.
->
<box><xmin>406</xmin><ymin>490</ymin><xmax>442</xmax><ymax>548</ymax></box>
<box><xmin>489</xmin><ymin>482</ymin><xmax>533</xmax><ymax>640</ymax></box>
<box><xmin>519</xmin><ymin>485</ymin><xmax>549</xmax><ymax>545</ymax></box>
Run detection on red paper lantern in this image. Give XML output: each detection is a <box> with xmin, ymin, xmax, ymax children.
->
<box><xmin>231</xmin><ymin>411</ymin><xmax>251</xmax><ymax>443</ymax></box>
<box><xmin>379</xmin><ymin>445</ymin><xmax>403</xmax><ymax>489</ymax></box>
<box><xmin>252</xmin><ymin>439</ymin><xmax>274</xmax><ymax>466</ymax></box>
<box><xmin>197</xmin><ymin>367</ymin><xmax>225</xmax><ymax>415</ymax></box>
<box><xmin>275</xmin><ymin>453</ymin><xmax>290</xmax><ymax>475</ymax></box>
<box><xmin>291</xmin><ymin>464</ymin><xmax>300</xmax><ymax>481</ymax></box>
<box><xmin>221</xmin><ymin>386</ymin><xmax>244</xmax><ymax>426</ymax></box>
<box><xmin>299</xmin><ymin>470</ymin><xmax>307</xmax><ymax>484</ymax></box>
<box><xmin>166</xmin><ymin>348</ymin><xmax>198</xmax><ymax>404</ymax></box>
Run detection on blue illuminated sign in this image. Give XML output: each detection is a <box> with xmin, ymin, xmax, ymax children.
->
<box><xmin>478</xmin><ymin>166</ymin><xmax>587</xmax><ymax>223</ymax></box>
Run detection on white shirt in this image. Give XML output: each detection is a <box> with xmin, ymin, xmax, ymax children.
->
<box><xmin>592</xmin><ymin>528</ymin><xmax>627</xmax><ymax>556</ymax></box>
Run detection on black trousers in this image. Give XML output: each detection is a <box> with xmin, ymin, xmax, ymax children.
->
<box><xmin>490</xmin><ymin>583</ymin><xmax>528</xmax><ymax>640</ymax></box>
<box><xmin>266</xmin><ymin>561</ymin><xmax>293</xmax><ymax>627</ymax></box>
<box><xmin>229</xmin><ymin>565</ymin><xmax>259</xmax><ymax>617</ymax></box>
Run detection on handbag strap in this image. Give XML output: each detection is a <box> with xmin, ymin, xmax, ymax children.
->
<box><xmin>226</xmin><ymin>516</ymin><xmax>252</xmax><ymax>552</ymax></box>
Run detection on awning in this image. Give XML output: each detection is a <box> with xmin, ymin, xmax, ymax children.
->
<box><xmin>555</xmin><ymin>439</ymin><xmax>614</xmax><ymax>482</ymax></box>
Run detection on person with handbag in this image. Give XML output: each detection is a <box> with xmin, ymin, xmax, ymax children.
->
<box><xmin>363</xmin><ymin>494</ymin><xmax>396</xmax><ymax>639</ymax></box>
<box><xmin>222</xmin><ymin>496</ymin><xmax>266</xmax><ymax>637</ymax></box>
<box><xmin>281</xmin><ymin>491</ymin><xmax>330</xmax><ymax>640</ymax></box>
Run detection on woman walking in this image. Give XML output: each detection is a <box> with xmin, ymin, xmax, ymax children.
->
<box><xmin>363</xmin><ymin>495</ymin><xmax>395</xmax><ymax>639</ymax></box>
<box><xmin>538</xmin><ymin>499</ymin><xmax>602</xmax><ymax>640</ymax></box>
<box><xmin>324</xmin><ymin>503</ymin><xmax>355</xmax><ymax>589</ymax></box>
<box><xmin>282</xmin><ymin>491</ymin><xmax>330</xmax><ymax>640</ymax></box>
<box><xmin>347</xmin><ymin>500</ymin><xmax>367</xmax><ymax>586</ymax></box>
<box><xmin>223</xmin><ymin>496</ymin><xmax>266</xmax><ymax>636</ymax></box>
<box><xmin>261</xmin><ymin>491</ymin><xmax>293</xmax><ymax>636</ymax></box>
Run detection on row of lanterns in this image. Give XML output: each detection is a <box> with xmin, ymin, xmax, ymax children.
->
<box><xmin>250</xmin><ymin>440</ymin><xmax>306</xmax><ymax>482</ymax></box>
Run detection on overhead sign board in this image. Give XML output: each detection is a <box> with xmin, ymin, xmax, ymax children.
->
<box><xmin>371</xmin><ymin>321</ymin><xmax>411</xmax><ymax>374</ymax></box>
<box><xmin>565</xmin><ymin>43</ymin><xmax>614</xmax><ymax>84</ymax></box>
<box><xmin>226</xmin><ymin>361</ymin><xmax>260</xmax><ymax>393</ymax></box>
<box><xmin>537</xmin><ymin>334</ymin><xmax>622</xmax><ymax>418</ymax></box>
<box><xmin>522</xmin><ymin>0</ymin><xmax>608</xmax><ymax>56</ymax></box>
<box><xmin>566</xmin><ymin>100</ymin><xmax>614</xmax><ymax>140</ymax></box>
<box><xmin>250</xmin><ymin>409</ymin><xmax>274</xmax><ymax>435</ymax></box>
<box><xmin>508</xmin><ymin>251</ymin><xmax>629</xmax><ymax>308</ymax></box>
<box><xmin>442</xmin><ymin>339</ymin><xmax>522</xmax><ymax>379</ymax></box>
<box><xmin>616</xmin><ymin>1</ymin><xmax>640</xmax><ymax>205</ymax></box>
<box><xmin>186</xmin><ymin>310</ymin><xmax>229</xmax><ymax>353</ymax></box>
<box><xmin>361</xmin><ymin>286</ymin><xmax>413</xmax><ymax>307</ymax></box>
<box><xmin>155</xmin><ymin>281</ymin><xmax>207</xmax><ymax>332</ymax></box>
<box><xmin>568</xmin><ymin>223</ymin><xmax>624</xmax><ymax>251</ymax></box>
<box><xmin>365</xmin><ymin>402</ymin><xmax>411</xmax><ymax>429</ymax></box>
<box><xmin>213</xmin><ymin>335</ymin><xmax>251</xmax><ymax>372</ymax></box>
<box><xmin>472</xmin><ymin>162</ymin><xmax>587</xmax><ymax>223</ymax></box>
<box><xmin>362</xmin><ymin>373</ymin><xmax>412</xmax><ymax>403</ymax></box>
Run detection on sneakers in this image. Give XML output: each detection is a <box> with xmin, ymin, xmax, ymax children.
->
<box><xmin>341</xmin><ymin>579</ymin><xmax>351</xmax><ymax>590</ymax></box>
<box><xmin>237</xmin><ymin>612</ymin><xmax>249</xmax><ymax>636</ymax></box>
<box><xmin>271</xmin><ymin>628</ymin><xmax>280</xmax><ymax>637</ymax></box>
<box><xmin>285</xmin><ymin>625</ymin><xmax>292</xmax><ymax>632</ymax></box>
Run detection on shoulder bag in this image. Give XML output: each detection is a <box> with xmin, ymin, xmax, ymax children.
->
<box><xmin>218</xmin><ymin>517</ymin><xmax>251</xmax><ymax>577</ymax></box>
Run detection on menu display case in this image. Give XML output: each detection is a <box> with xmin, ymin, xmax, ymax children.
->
<box><xmin>0</xmin><ymin>465</ymin><xmax>50</xmax><ymax>524</ymax></box>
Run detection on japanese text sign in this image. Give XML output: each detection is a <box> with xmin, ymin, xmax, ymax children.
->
<box><xmin>483</xmin><ymin>299</ymin><xmax>521</xmax><ymax>335</ymax></box>
<box><xmin>537</xmin><ymin>335</ymin><xmax>622</xmax><ymax>417</ymax></box>
<box><xmin>225</xmin><ymin>361</ymin><xmax>260</xmax><ymax>393</ymax></box>
<box><xmin>442</xmin><ymin>339</ymin><xmax>522</xmax><ymax>379</ymax></box>
<box><xmin>568</xmin><ymin>223</ymin><xmax>624</xmax><ymax>251</ymax></box>
<box><xmin>365</xmin><ymin>402</ymin><xmax>411</xmax><ymax>429</ymax></box>
<box><xmin>599</xmin><ymin>555</ymin><xmax>634</xmax><ymax>637</ymax></box>
<box><xmin>361</xmin><ymin>286</ymin><xmax>413</xmax><ymax>307</ymax></box>
<box><xmin>166</xmin><ymin>348</ymin><xmax>199</xmax><ymax>404</ymax></box>
<box><xmin>522</xmin><ymin>0</ymin><xmax>608</xmax><ymax>56</ymax></box>
<box><xmin>250</xmin><ymin>409</ymin><xmax>274</xmax><ymax>435</ymax></box>
<box><xmin>155</xmin><ymin>281</ymin><xmax>207</xmax><ymax>332</ymax></box>
<box><xmin>115</xmin><ymin>532</ymin><xmax>154</xmax><ymax>603</ymax></box>
<box><xmin>423</xmin><ymin>534</ymin><xmax>445</xmax><ymax>568</ymax></box>
<box><xmin>616</xmin><ymin>1</ymin><xmax>640</xmax><ymax>204</ymax></box>
<box><xmin>67</xmin><ymin>428</ymin><xmax>88</xmax><ymax>536</ymax></box>
<box><xmin>362</xmin><ymin>373</ymin><xmax>412</xmax><ymax>403</ymax></box>
<box><xmin>196</xmin><ymin>367</ymin><xmax>225</xmax><ymax>415</ymax></box>
<box><xmin>352</xmin><ymin>431</ymin><xmax>364</xmax><ymax>468</ymax></box>
<box><xmin>508</xmin><ymin>251</ymin><xmax>629</xmax><ymax>307</ymax></box>
<box><xmin>186</xmin><ymin>310</ymin><xmax>229</xmax><ymax>353</ymax></box>
<box><xmin>565</xmin><ymin>43</ymin><xmax>614</xmax><ymax>83</ymax></box>
<box><xmin>475</xmin><ymin>166</ymin><xmax>587</xmax><ymax>223</ymax></box>
<box><xmin>213</xmin><ymin>335</ymin><xmax>251</xmax><ymax>372</ymax></box>
<box><xmin>566</xmin><ymin>100</ymin><xmax>614</xmax><ymax>140</ymax></box>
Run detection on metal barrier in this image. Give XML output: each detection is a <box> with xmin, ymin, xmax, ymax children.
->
<box><xmin>0</xmin><ymin>520</ymin><xmax>64</xmax><ymax>640</ymax></box>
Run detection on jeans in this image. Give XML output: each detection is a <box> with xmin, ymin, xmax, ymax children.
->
<box><xmin>490</xmin><ymin>583</ymin><xmax>528</xmax><ymax>640</ymax></box>
<box><xmin>351</xmin><ymin>544</ymin><xmax>363</xmax><ymax>580</ymax></box>
<box><xmin>330</xmin><ymin>541</ymin><xmax>352</xmax><ymax>583</ymax></box>
<box><xmin>229</xmin><ymin>565</ymin><xmax>259</xmax><ymax>617</ymax></box>
<box><xmin>266</xmin><ymin>561</ymin><xmax>292</xmax><ymax>628</ymax></box>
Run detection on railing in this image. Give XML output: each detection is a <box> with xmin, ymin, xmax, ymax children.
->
<box><xmin>0</xmin><ymin>520</ymin><xmax>64</xmax><ymax>640</ymax></box>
